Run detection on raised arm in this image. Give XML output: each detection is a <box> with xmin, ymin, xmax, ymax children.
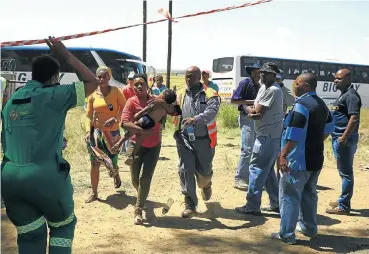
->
<box><xmin>45</xmin><ymin>37</ymin><xmax>99</xmax><ymax>98</ymax></box>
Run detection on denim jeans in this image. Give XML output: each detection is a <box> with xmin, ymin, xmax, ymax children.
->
<box><xmin>245</xmin><ymin>135</ymin><xmax>279</xmax><ymax>211</ymax></box>
<box><xmin>235</xmin><ymin>113</ymin><xmax>256</xmax><ymax>182</ymax></box>
<box><xmin>332</xmin><ymin>134</ymin><xmax>359</xmax><ymax>211</ymax></box>
<box><xmin>279</xmin><ymin>170</ymin><xmax>321</xmax><ymax>240</ymax></box>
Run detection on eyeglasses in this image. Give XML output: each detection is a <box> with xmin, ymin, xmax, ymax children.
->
<box><xmin>134</xmin><ymin>82</ymin><xmax>146</xmax><ymax>87</ymax></box>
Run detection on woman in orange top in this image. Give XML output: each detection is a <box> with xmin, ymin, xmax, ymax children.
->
<box><xmin>85</xmin><ymin>66</ymin><xmax>127</xmax><ymax>203</ymax></box>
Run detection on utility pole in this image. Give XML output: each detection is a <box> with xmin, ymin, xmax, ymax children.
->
<box><xmin>166</xmin><ymin>0</ymin><xmax>173</xmax><ymax>88</ymax></box>
<box><xmin>143</xmin><ymin>0</ymin><xmax>147</xmax><ymax>62</ymax></box>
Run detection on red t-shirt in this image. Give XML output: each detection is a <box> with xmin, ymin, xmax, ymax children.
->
<box><xmin>121</xmin><ymin>95</ymin><xmax>161</xmax><ymax>148</ymax></box>
<box><xmin>121</xmin><ymin>86</ymin><xmax>136</xmax><ymax>100</ymax></box>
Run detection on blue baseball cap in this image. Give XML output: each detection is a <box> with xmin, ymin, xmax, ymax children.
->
<box><xmin>246</xmin><ymin>61</ymin><xmax>261</xmax><ymax>75</ymax></box>
<box><xmin>276</xmin><ymin>69</ymin><xmax>284</xmax><ymax>79</ymax></box>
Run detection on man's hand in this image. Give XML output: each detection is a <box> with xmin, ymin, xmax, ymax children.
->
<box><xmin>279</xmin><ymin>156</ymin><xmax>291</xmax><ymax>173</ymax></box>
<box><xmin>181</xmin><ymin>118</ymin><xmax>197</xmax><ymax>125</ymax></box>
<box><xmin>44</xmin><ymin>36</ymin><xmax>70</xmax><ymax>60</ymax></box>
<box><xmin>248</xmin><ymin>113</ymin><xmax>262</xmax><ymax>120</ymax></box>
<box><xmin>338</xmin><ymin>136</ymin><xmax>347</xmax><ymax>145</ymax></box>
<box><xmin>104</xmin><ymin>117</ymin><xmax>117</xmax><ymax>128</ymax></box>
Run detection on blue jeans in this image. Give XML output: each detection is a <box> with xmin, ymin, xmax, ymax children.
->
<box><xmin>332</xmin><ymin>134</ymin><xmax>358</xmax><ymax>211</ymax></box>
<box><xmin>279</xmin><ymin>170</ymin><xmax>321</xmax><ymax>240</ymax></box>
<box><xmin>235</xmin><ymin>113</ymin><xmax>255</xmax><ymax>182</ymax></box>
<box><xmin>245</xmin><ymin>135</ymin><xmax>279</xmax><ymax>211</ymax></box>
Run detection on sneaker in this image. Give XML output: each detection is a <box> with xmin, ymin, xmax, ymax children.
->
<box><xmin>296</xmin><ymin>224</ymin><xmax>317</xmax><ymax>238</ymax></box>
<box><xmin>134</xmin><ymin>207</ymin><xmax>143</xmax><ymax>225</ymax></box>
<box><xmin>261</xmin><ymin>205</ymin><xmax>280</xmax><ymax>213</ymax></box>
<box><xmin>326</xmin><ymin>206</ymin><xmax>350</xmax><ymax>215</ymax></box>
<box><xmin>234</xmin><ymin>179</ymin><xmax>248</xmax><ymax>190</ymax></box>
<box><xmin>271</xmin><ymin>232</ymin><xmax>296</xmax><ymax>245</ymax></box>
<box><xmin>201</xmin><ymin>182</ymin><xmax>212</xmax><ymax>201</ymax></box>
<box><xmin>235</xmin><ymin>205</ymin><xmax>262</xmax><ymax>216</ymax></box>
<box><xmin>181</xmin><ymin>197</ymin><xmax>196</xmax><ymax>219</ymax></box>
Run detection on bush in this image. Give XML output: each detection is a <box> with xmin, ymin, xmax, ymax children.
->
<box><xmin>218</xmin><ymin>103</ymin><xmax>239</xmax><ymax>129</ymax></box>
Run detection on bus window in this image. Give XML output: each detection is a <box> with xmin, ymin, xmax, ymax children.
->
<box><xmin>354</xmin><ymin>66</ymin><xmax>369</xmax><ymax>83</ymax></box>
<box><xmin>212</xmin><ymin>57</ymin><xmax>234</xmax><ymax>73</ymax></box>
<box><xmin>72</xmin><ymin>51</ymin><xmax>99</xmax><ymax>75</ymax></box>
<box><xmin>260</xmin><ymin>59</ymin><xmax>282</xmax><ymax>70</ymax></box>
<box><xmin>301</xmin><ymin>63</ymin><xmax>319</xmax><ymax>75</ymax></box>
<box><xmin>1</xmin><ymin>49</ymin><xmax>73</xmax><ymax>73</ymax></box>
<box><xmin>96</xmin><ymin>51</ymin><xmax>142</xmax><ymax>84</ymax></box>
<box><xmin>282</xmin><ymin>61</ymin><xmax>301</xmax><ymax>79</ymax></box>
<box><xmin>240</xmin><ymin>56</ymin><xmax>260</xmax><ymax>77</ymax></box>
<box><xmin>2</xmin><ymin>49</ymin><xmax>48</xmax><ymax>72</ymax></box>
<box><xmin>319</xmin><ymin>64</ymin><xmax>337</xmax><ymax>82</ymax></box>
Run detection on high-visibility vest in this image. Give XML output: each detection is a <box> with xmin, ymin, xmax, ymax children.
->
<box><xmin>173</xmin><ymin>86</ymin><xmax>219</xmax><ymax>148</ymax></box>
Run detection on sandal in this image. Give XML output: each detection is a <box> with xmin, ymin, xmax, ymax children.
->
<box><xmin>85</xmin><ymin>193</ymin><xmax>98</xmax><ymax>203</ymax></box>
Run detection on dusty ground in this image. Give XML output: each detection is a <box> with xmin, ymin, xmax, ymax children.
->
<box><xmin>2</xmin><ymin>109</ymin><xmax>369</xmax><ymax>254</ymax></box>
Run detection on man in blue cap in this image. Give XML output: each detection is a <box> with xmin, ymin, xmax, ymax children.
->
<box><xmin>231</xmin><ymin>62</ymin><xmax>261</xmax><ymax>190</ymax></box>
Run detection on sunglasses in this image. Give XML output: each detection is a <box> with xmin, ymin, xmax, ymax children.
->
<box><xmin>134</xmin><ymin>82</ymin><xmax>146</xmax><ymax>87</ymax></box>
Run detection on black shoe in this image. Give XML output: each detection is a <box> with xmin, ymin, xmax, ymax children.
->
<box><xmin>235</xmin><ymin>205</ymin><xmax>262</xmax><ymax>216</ymax></box>
<box><xmin>261</xmin><ymin>205</ymin><xmax>280</xmax><ymax>213</ymax></box>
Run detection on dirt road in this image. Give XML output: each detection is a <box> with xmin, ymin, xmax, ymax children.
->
<box><xmin>2</xmin><ymin>130</ymin><xmax>369</xmax><ymax>254</ymax></box>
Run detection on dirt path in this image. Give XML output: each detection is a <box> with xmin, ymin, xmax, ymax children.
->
<box><xmin>2</xmin><ymin>131</ymin><xmax>369</xmax><ymax>254</ymax></box>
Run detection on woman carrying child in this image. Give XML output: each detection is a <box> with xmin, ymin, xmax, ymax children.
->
<box><xmin>120</xmin><ymin>74</ymin><xmax>178</xmax><ymax>225</ymax></box>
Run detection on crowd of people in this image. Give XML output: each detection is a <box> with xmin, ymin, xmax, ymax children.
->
<box><xmin>0</xmin><ymin>37</ymin><xmax>362</xmax><ymax>253</ymax></box>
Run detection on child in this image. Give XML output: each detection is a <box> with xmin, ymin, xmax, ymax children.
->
<box><xmin>113</xmin><ymin>89</ymin><xmax>181</xmax><ymax>165</ymax></box>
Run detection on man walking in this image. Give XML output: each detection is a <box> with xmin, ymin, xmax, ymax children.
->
<box><xmin>326</xmin><ymin>68</ymin><xmax>361</xmax><ymax>215</ymax></box>
<box><xmin>235</xmin><ymin>62</ymin><xmax>282</xmax><ymax>215</ymax></box>
<box><xmin>231</xmin><ymin>62</ymin><xmax>261</xmax><ymax>190</ymax></box>
<box><xmin>271</xmin><ymin>73</ymin><xmax>334</xmax><ymax>244</ymax></box>
<box><xmin>173</xmin><ymin>66</ymin><xmax>220</xmax><ymax>218</ymax></box>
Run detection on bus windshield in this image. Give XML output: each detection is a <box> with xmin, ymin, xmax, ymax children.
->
<box><xmin>96</xmin><ymin>51</ymin><xmax>144</xmax><ymax>84</ymax></box>
<box><xmin>212</xmin><ymin>57</ymin><xmax>234</xmax><ymax>73</ymax></box>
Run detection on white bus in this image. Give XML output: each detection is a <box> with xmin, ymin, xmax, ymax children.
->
<box><xmin>211</xmin><ymin>55</ymin><xmax>369</xmax><ymax>107</ymax></box>
<box><xmin>1</xmin><ymin>46</ymin><xmax>154</xmax><ymax>89</ymax></box>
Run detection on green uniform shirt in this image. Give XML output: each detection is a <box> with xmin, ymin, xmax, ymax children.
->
<box><xmin>1</xmin><ymin>80</ymin><xmax>85</xmax><ymax>165</ymax></box>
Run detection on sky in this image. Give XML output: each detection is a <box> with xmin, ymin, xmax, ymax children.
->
<box><xmin>1</xmin><ymin>0</ymin><xmax>369</xmax><ymax>71</ymax></box>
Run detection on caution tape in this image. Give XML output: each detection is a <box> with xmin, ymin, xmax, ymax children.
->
<box><xmin>1</xmin><ymin>0</ymin><xmax>272</xmax><ymax>48</ymax></box>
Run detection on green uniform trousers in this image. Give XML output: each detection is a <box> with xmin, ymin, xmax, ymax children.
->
<box><xmin>1</xmin><ymin>160</ymin><xmax>76</xmax><ymax>254</ymax></box>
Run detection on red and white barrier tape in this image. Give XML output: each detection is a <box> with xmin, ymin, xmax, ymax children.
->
<box><xmin>0</xmin><ymin>0</ymin><xmax>271</xmax><ymax>48</ymax></box>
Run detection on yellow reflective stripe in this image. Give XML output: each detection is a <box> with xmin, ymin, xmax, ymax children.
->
<box><xmin>50</xmin><ymin>237</ymin><xmax>72</xmax><ymax>248</ymax></box>
<box><xmin>75</xmin><ymin>81</ymin><xmax>86</xmax><ymax>106</ymax></box>
<box><xmin>47</xmin><ymin>212</ymin><xmax>75</xmax><ymax>228</ymax></box>
<box><xmin>17</xmin><ymin>216</ymin><xmax>46</xmax><ymax>234</ymax></box>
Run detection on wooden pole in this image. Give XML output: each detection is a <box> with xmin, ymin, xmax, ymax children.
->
<box><xmin>143</xmin><ymin>0</ymin><xmax>147</xmax><ymax>62</ymax></box>
<box><xmin>166</xmin><ymin>0</ymin><xmax>173</xmax><ymax>88</ymax></box>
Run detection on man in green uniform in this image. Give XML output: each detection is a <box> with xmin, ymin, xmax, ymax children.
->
<box><xmin>1</xmin><ymin>37</ymin><xmax>99</xmax><ymax>254</ymax></box>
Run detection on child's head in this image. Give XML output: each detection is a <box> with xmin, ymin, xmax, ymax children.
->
<box><xmin>161</xmin><ymin>89</ymin><xmax>177</xmax><ymax>104</ymax></box>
